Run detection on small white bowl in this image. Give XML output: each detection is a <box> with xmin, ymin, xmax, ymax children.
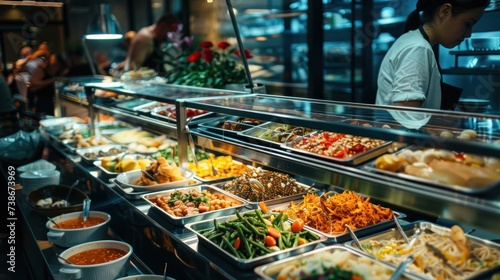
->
<box><xmin>46</xmin><ymin>211</ymin><xmax>111</xmax><ymax>248</ymax></box>
<box><xmin>58</xmin><ymin>240</ymin><xmax>132</xmax><ymax>280</ymax></box>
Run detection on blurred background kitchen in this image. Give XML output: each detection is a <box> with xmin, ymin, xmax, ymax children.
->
<box><xmin>1</xmin><ymin>0</ymin><xmax>499</xmax><ymax>112</ymax></box>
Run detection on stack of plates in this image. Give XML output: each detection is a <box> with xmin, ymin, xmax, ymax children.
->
<box><xmin>458</xmin><ymin>98</ymin><xmax>490</xmax><ymax>113</ymax></box>
<box><xmin>18</xmin><ymin>159</ymin><xmax>56</xmax><ymax>173</ymax></box>
<box><xmin>20</xmin><ymin>169</ymin><xmax>60</xmax><ymax>193</ymax></box>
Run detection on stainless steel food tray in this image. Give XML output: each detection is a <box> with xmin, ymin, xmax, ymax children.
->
<box><xmin>281</xmin><ymin>131</ymin><xmax>392</xmax><ymax>166</ymax></box>
<box><xmin>345</xmin><ymin>221</ymin><xmax>500</xmax><ymax>280</ymax></box>
<box><xmin>197</xmin><ymin>116</ymin><xmax>264</xmax><ymax>137</ymax></box>
<box><xmin>193</xmin><ymin>162</ymin><xmax>253</xmax><ymax>185</ymax></box>
<box><xmin>341</xmin><ymin>118</ymin><xmax>407</xmax><ymax>129</ymax></box>
<box><xmin>237</xmin><ymin>122</ymin><xmax>317</xmax><ymax>148</ymax></box>
<box><xmin>110</xmin><ymin>178</ymin><xmax>201</xmax><ymax>200</ymax></box>
<box><xmin>268</xmin><ymin>193</ymin><xmax>406</xmax><ymax>244</ymax></box>
<box><xmin>93</xmin><ymin>154</ymin><xmax>150</xmax><ymax>176</ymax></box>
<box><xmin>150</xmin><ymin>105</ymin><xmax>213</xmax><ymax>123</ymax></box>
<box><xmin>254</xmin><ymin>245</ymin><xmax>414</xmax><ymax>280</ymax></box>
<box><xmin>75</xmin><ymin>144</ymin><xmax>127</xmax><ymax>162</ymax></box>
<box><xmin>61</xmin><ymin>138</ymin><xmax>113</xmax><ymax>152</ymax></box>
<box><xmin>133</xmin><ymin>101</ymin><xmax>171</xmax><ymax>114</ymax></box>
<box><xmin>213</xmin><ymin>181</ymin><xmax>319</xmax><ymax>209</ymax></box>
<box><xmin>185</xmin><ymin>213</ymin><xmax>327</xmax><ymax>269</ymax></box>
<box><xmin>96</xmin><ymin>121</ymin><xmax>136</xmax><ymax>135</ymax></box>
<box><xmin>363</xmin><ymin>146</ymin><xmax>500</xmax><ymax>194</ymax></box>
<box><xmin>116</xmin><ymin>98</ymin><xmax>156</xmax><ymax>111</ymax></box>
<box><xmin>141</xmin><ymin>185</ymin><xmax>248</xmax><ymax>226</ymax></box>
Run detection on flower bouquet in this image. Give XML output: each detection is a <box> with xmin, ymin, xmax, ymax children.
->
<box><xmin>162</xmin><ymin>29</ymin><xmax>252</xmax><ymax>89</ymax></box>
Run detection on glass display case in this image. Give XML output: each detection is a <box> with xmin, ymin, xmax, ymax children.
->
<box><xmin>28</xmin><ymin>81</ymin><xmax>499</xmax><ymax>279</ymax></box>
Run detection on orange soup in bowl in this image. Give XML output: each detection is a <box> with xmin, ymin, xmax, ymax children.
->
<box><xmin>67</xmin><ymin>248</ymin><xmax>127</xmax><ymax>265</ymax></box>
<box><xmin>54</xmin><ymin>217</ymin><xmax>106</xmax><ymax>229</ymax></box>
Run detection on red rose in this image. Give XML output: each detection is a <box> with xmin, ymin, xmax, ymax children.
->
<box><xmin>202</xmin><ymin>48</ymin><xmax>214</xmax><ymax>63</ymax></box>
<box><xmin>187</xmin><ymin>51</ymin><xmax>201</xmax><ymax>63</ymax></box>
<box><xmin>216</xmin><ymin>41</ymin><xmax>230</xmax><ymax>50</ymax></box>
<box><xmin>234</xmin><ymin>49</ymin><xmax>253</xmax><ymax>59</ymax></box>
<box><xmin>199</xmin><ymin>41</ymin><xmax>213</xmax><ymax>48</ymax></box>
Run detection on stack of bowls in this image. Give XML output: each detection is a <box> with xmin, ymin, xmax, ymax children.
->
<box><xmin>458</xmin><ymin>98</ymin><xmax>490</xmax><ymax>113</ymax></box>
<box><xmin>20</xmin><ymin>169</ymin><xmax>60</xmax><ymax>193</ymax></box>
<box><xmin>18</xmin><ymin>159</ymin><xmax>56</xmax><ymax>173</ymax></box>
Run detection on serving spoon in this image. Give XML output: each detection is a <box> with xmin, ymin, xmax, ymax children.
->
<box><xmin>57</xmin><ymin>254</ymin><xmax>74</xmax><ymax>265</ymax></box>
<box><xmin>82</xmin><ymin>199</ymin><xmax>91</xmax><ymax>224</ymax></box>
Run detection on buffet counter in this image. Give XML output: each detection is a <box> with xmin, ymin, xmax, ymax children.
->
<box><xmin>17</xmin><ymin>133</ymin><xmax>280</xmax><ymax>279</ymax></box>
<box><xmin>28</xmin><ymin>76</ymin><xmax>499</xmax><ymax>279</ymax></box>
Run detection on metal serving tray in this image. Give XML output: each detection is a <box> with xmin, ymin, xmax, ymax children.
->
<box><xmin>346</xmin><ymin>221</ymin><xmax>500</xmax><ymax>280</ymax></box>
<box><xmin>363</xmin><ymin>146</ymin><xmax>500</xmax><ymax>194</ymax></box>
<box><xmin>341</xmin><ymin>118</ymin><xmax>407</xmax><ymax>130</ymax></box>
<box><xmin>116</xmin><ymin>98</ymin><xmax>156</xmax><ymax>111</ymax></box>
<box><xmin>61</xmin><ymin>137</ymin><xmax>113</xmax><ymax>152</ymax></box>
<box><xmin>254</xmin><ymin>245</ymin><xmax>414</xmax><ymax>280</ymax></box>
<box><xmin>150</xmin><ymin>105</ymin><xmax>213</xmax><ymax>123</ymax></box>
<box><xmin>281</xmin><ymin>131</ymin><xmax>392</xmax><ymax>166</ymax></box>
<box><xmin>110</xmin><ymin>178</ymin><xmax>201</xmax><ymax>200</ymax></box>
<box><xmin>213</xmin><ymin>181</ymin><xmax>319</xmax><ymax>209</ymax></box>
<box><xmin>268</xmin><ymin>193</ymin><xmax>406</xmax><ymax>244</ymax></box>
<box><xmin>75</xmin><ymin>144</ymin><xmax>127</xmax><ymax>162</ymax></box>
<box><xmin>93</xmin><ymin>154</ymin><xmax>150</xmax><ymax>176</ymax></box>
<box><xmin>96</xmin><ymin>121</ymin><xmax>136</xmax><ymax>135</ymax></box>
<box><xmin>237</xmin><ymin>122</ymin><xmax>317</xmax><ymax>148</ymax></box>
<box><xmin>194</xmin><ymin>162</ymin><xmax>253</xmax><ymax>184</ymax></box>
<box><xmin>185</xmin><ymin>213</ymin><xmax>327</xmax><ymax>269</ymax></box>
<box><xmin>133</xmin><ymin>101</ymin><xmax>172</xmax><ymax>114</ymax></box>
<box><xmin>197</xmin><ymin>116</ymin><xmax>264</xmax><ymax>137</ymax></box>
<box><xmin>141</xmin><ymin>185</ymin><xmax>248</xmax><ymax>226</ymax></box>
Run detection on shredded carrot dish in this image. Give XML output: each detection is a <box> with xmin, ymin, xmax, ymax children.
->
<box><xmin>284</xmin><ymin>191</ymin><xmax>393</xmax><ymax>235</ymax></box>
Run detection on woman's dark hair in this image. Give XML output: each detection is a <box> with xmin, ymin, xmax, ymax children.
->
<box><xmin>404</xmin><ymin>0</ymin><xmax>490</xmax><ymax>32</ymax></box>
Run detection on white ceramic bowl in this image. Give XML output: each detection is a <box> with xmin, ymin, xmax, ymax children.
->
<box><xmin>58</xmin><ymin>240</ymin><xmax>132</xmax><ymax>280</ymax></box>
<box><xmin>115</xmin><ymin>168</ymin><xmax>194</xmax><ymax>192</ymax></box>
<box><xmin>46</xmin><ymin>211</ymin><xmax>111</xmax><ymax>248</ymax></box>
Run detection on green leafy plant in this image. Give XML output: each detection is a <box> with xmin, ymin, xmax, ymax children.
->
<box><xmin>162</xmin><ymin>29</ymin><xmax>252</xmax><ymax>88</ymax></box>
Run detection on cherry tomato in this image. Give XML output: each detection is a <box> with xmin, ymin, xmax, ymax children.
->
<box><xmin>291</xmin><ymin>219</ymin><xmax>305</xmax><ymax>233</ymax></box>
<box><xmin>233</xmin><ymin>237</ymin><xmax>241</xmax><ymax>250</ymax></box>
<box><xmin>351</xmin><ymin>143</ymin><xmax>365</xmax><ymax>153</ymax></box>
<box><xmin>264</xmin><ymin>235</ymin><xmax>276</xmax><ymax>247</ymax></box>
<box><xmin>267</xmin><ymin>227</ymin><xmax>281</xmax><ymax>239</ymax></box>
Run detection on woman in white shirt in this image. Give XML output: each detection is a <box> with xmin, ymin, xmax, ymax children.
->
<box><xmin>376</xmin><ymin>0</ymin><xmax>490</xmax><ymax>110</ymax></box>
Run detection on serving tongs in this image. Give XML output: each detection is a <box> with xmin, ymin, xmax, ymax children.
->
<box><xmin>389</xmin><ymin>255</ymin><xmax>415</xmax><ymax>280</ymax></box>
<box><xmin>319</xmin><ymin>192</ymin><xmax>333</xmax><ymax>235</ymax></box>
<box><xmin>184</xmin><ymin>117</ymin><xmax>198</xmax><ymax>169</ymax></box>
<box><xmin>393</xmin><ymin>212</ymin><xmax>410</xmax><ymax>244</ymax></box>
<box><xmin>249</xmin><ymin>178</ymin><xmax>266</xmax><ymax>201</ymax></box>
<box><xmin>425</xmin><ymin>242</ymin><xmax>465</xmax><ymax>277</ymax></box>
<box><xmin>345</xmin><ymin>224</ymin><xmax>366</xmax><ymax>253</ymax></box>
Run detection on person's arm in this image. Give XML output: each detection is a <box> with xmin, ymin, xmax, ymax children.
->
<box><xmin>124</xmin><ymin>33</ymin><xmax>152</xmax><ymax>71</ymax></box>
<box><xmin>29</xmin><ymin>67</ymin><xmax>54</xmax><ymax>92</ymax></box>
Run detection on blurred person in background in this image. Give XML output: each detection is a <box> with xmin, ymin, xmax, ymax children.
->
<box><xmin>96</xmin><ymin>52</ymin><xmax>112</xmax><ymax>75</ymax></box>
<box><xmin>124</xmin><ymin>13</ymin><xmax>178</xmax><ymax>72</ymax></box>
<box><xmin>101</xmin><ymin>31</ymin><xmax>136</xmax><ymax>76</ymax></box>
<box><xmin>29</xmin><ymin>54</ymin><xmax>68</xmax><ymax>117</ymax></box>
<box><xmin>0</xmin><ymin>62</ymin><xmax>16</xmax><ymax>114</ymax></box>
<box><xmin>376</xmin><ymin>0</ymin><xmax>489</xmax><ymax>110</ymax></box>
<box><xmin>15</xmin><ymin>42</ymin><xmax>51</xmax><ymax>111</ymax></box>
<box><xmin>65</xmin><ymin>44</ymin><xmax>93</xmax><ymax>77</ymax></box>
